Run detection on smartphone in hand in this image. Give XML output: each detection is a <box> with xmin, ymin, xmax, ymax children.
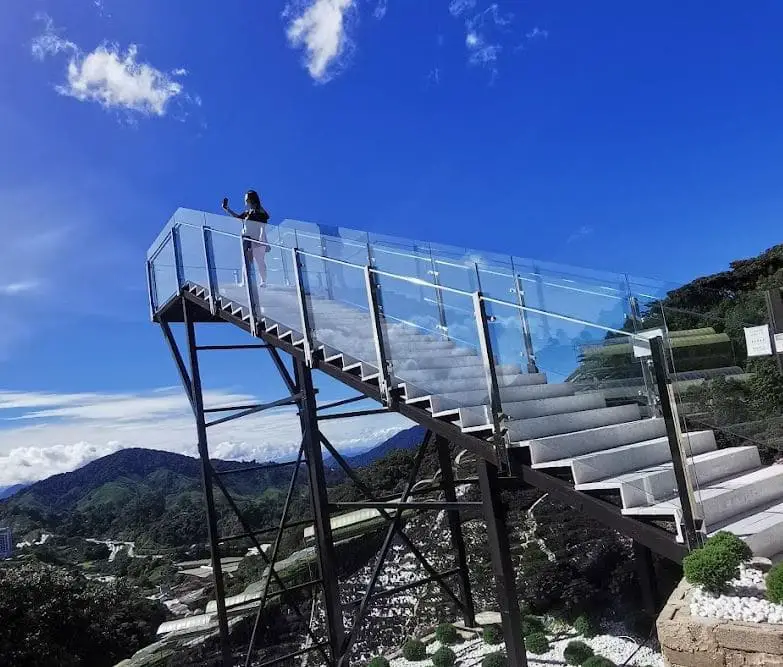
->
<box><xmin>222</xmin><ymin>197</ymin><xmax>229</xmax><ymax>209</ymax></box>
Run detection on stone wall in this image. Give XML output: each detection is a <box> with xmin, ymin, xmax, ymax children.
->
<box><xmin>657</xmin><ymin>579</ymin><xmax>783</xmax><ymax>667</ymax></box>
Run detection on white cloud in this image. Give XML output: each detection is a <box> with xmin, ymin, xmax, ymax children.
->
<box><xmin>0</xmin><ymin>388</ymin><xmax>412</xmax><ymax>486</ymax></box>
<box><xmin>32</xmin><ymin>14</ymin><xmax>188</xmax><ymax>118</ymax></box>
<box><xmin>567</xmin><ymin>226</ymin><xmax>594</xmax><ymax>244</ymax></box>
<box><xmin>0</xmin><ymin>281</ymin><xmax>39</xmax><ymax>296</ymax></box>
<box><xmin>526</xmin><ymin>26</ymin><xmax>548</xmax><ymax>41</ymax></box>
<box><xmin>373</xmin><ymin>0</ymin><xmax>388</xmax><ymax>20</ymax></box>
<box><xmin>284</xmin><ymin>0</ymin><xmax>357</xmax><ymax>83</ymax></box>
<box><xmin>449</xmin><ymin>0</ymin><xmax>477</xmax><ymax>17</ymax></box>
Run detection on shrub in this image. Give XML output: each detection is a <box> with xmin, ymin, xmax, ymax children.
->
<box><xmin>525</xmin><ymin>631</ymin><xmax>549</xmax><ymax>654</ymax></box>
<box><xmin>521</xmin><ymin>615</ymin><xmax>545</xmax><ymax>637</ymax></box>
<box><xmin>481</xmin><ymin>652</ymin><xmax>508</xmax><ymax>667</ymax></box>
<box><xmin>563</xmin><ymin>640</ymin><xmax>594</xmax><ymax>665</ymax></box>
<box><xmin>432</xmin><ymin>647</ymin><xmax>456</xmax><ymax>667</ymax></box>
<box><xmin>367</xmin><ymin>658</ymin><xmax>389</xmax><ymax>667</ymax></box>
<box><xmin>704</xmin><ymin>531</ymin><xmax>752</xmax><ymax>565</ymax></box>
<box><xmin>582</xmin><ymin>657</ymin><xmax>616</xmax><ymax>667</ymax></box>
<box><xmin>767</xmin><ymin>563</ymin><xmax>783</xmax><ymax>603</ymax></box>
<box><xmin>402</xmin><ymin>639</ymin><xmax>426</xmax><ymax>661</ymax></box>
<box><xmin>573</xmin><ymin>613</ymin><xmax>599</xmax><ymax>638</ymax></box>
<box><xmin>435</xmin><ymin>623</ymin><xmax>459</xmax><ymax>646</ymax></box>
<box><xmin>483</xmin><ymin>624</ymin><xmax>503</xmax><ymax>645</ymax></box>
<box><xmin>683</xmin><ymin>545</ymin><xmax>740</xmax><ymax>594</ymax></box>
<box><xmin>519</xmin><ymin>599</ymin><xmax>531</xmax><ymax>616</ymax></box>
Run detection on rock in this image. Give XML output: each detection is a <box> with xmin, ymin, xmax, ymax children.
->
<box><xmin>747</xmin><ymin>557</ymin><xmax>773</xmax><ymax>574</ymax></box>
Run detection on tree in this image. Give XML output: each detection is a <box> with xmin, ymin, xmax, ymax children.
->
<box><xmin>0</xmin><ymin>561</ymin><xmax>167</xmax><ymax>667</ymax></box>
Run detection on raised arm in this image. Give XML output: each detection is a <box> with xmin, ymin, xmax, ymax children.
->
<box><xmin>221</xmin><ymin>198</ymin><xmax>246</xmax><ymax>220</ymax></box>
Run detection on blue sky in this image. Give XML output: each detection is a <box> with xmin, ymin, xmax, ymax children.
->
<box><xmin>2</xmin><ymin>0</ymin><xmax>783</xmax><ymax>484</ymax></box>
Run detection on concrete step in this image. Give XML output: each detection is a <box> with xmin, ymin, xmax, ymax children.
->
<box><xmin>709</xmin><ymin>495</ymin><xmax>783</xmax><ymax>558</ymax></box>
<box><xmin>577</xmin><ymin>444</ymin><xmax>757</xmax><ymax>510</ymax></box>
<box><xmin>426</xmin><ymin>382</ymin><xmax>575</xmax><ymax>413</ymax></box>
<box><xmin>507</xmin><ymin>404</ymin><xmax>642</xmax><ymax>442</ymax></box>
<box><xmin>456</xmin><ymin>392</ymin><xmax>606</xmax><ymax>429</ymax></box>
<box><xmin>521</xmin><ymin>415</ymin><xmax>664</xmax><ymax>463</ymax></box>
<box><xmin>394</xmin><ymin>363</ymin><xmax>525</xmax><ymax>386</ymax></box>
<box><xmin>535</xmin><ymin>427</ymin><xmax>710</xmax><ymax>483</ymax></box>
<box><xmin>624</xmin><ymin>465</ymin><xmax>783</xmax><ymax>528</ymax></box>
<box><xmin>402</xmin><ymin>372</ymin><xmax>548</xmax><ymax>400</ymax></box>
<box><xmin>394</xmin><ymin>355</ymin><xmax>483</xmax><ymax>371</ymax></box>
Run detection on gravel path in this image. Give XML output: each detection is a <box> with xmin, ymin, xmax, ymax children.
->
<box><xmin>388</xmin><ymin>622</ymin><xmax>664</xmax><ymax>667</ymax></box>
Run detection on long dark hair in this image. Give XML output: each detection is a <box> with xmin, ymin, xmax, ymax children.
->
<box><xmin>245</xmin><ymin>190</ymin><xmax>261</xmax><ymax>211</ymax></box>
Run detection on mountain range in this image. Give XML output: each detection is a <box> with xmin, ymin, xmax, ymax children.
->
<box><xmin>0</xmin><ymin>426</ymin><xmax>424</xmax><ymax>545</ymax></box>
<box><xmin>0</xmin><ymin>484</ymin><xmax>29</xmax><ymax>501</ymax></box>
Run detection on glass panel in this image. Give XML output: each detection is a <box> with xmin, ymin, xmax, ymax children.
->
<box><xmin>209</xmin><ymin>229</ymin><xmax>248</xmax><ymax>309</ymax></box>
<box><xmin>369</xmin><ymin>233</ymin><xmax>434</xmax><ymax>290</ymax></box>
<box><xmin>150</xmin><ymin>235</ymin><xmax>178</xmax><ymax>309</ymax></box>
<box><xmin>299</xmin><ymin>253</ymin><xmax>374</xmax><ymax>366</ymax></box>
<box><xmin>177</xmin><ymin>221</ymin><xmax>208</xmax><ymax>288</ymax></box>
<box><xmin>374</xmin><ymin>271</ymin><xmax>481</xmax><ymax>405</ymax></box>
<box><xmin>659</xmin><ymin>292</ymin><xmax>783</xmax><ymax>538</ymax></box>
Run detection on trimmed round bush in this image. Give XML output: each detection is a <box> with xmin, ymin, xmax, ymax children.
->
<box><xmin>402</xmin><ymin>639</ymin><xmax>426</xmax><ymax>662</ymax></box>
<box><xmin>563</xmin><ymin>640</ymin><xmax>594</xmax><ymax>666</ymax></box>
<box><xmin>767</xmin><ymin>563</ymin><xmax>783</xmax><ymax>603</ymax></box>
<box><xmin>432</xmin><ymin>647</ymin><xmax>456</xmax><ymax>667</ymax></box>
<box><xmin>573</xmin><ymin>613</ymin><xmax>599</xmax><ymax>638</ymax></box>
<box><xmin>435</xmin><ymin>623</ymin><xmax>459</xmax><ymax>646</ymax></box>
<box><xmin>481</xmin><ymin>652</ymin><xmax>508</xmax><ymax>667</ymax></box>
<box><xmin>582</xmin><ymin>657</ymin><xmax>616</xmax><ymax>667</ymax></box>
<box><xmin>683</xmin><ymin>545</ymin><xmax>739</xmax><ymax>594</ymax></box>
<box><xmin>367</xmin><ymin>658</ymin><xmax>390</xmax><ymax>667</ymax></box>
<box><xmin>704</xmin><ymin>531</ymin><xmax>752</xmax><ymax>565</ymax></box>
<box><xmin>521</xmin><ymin>615</ymin><xmax>545</xmax><ymax>637</ymax></box>
<box><xmin>483</xmin><ymin>624</ymin><xmax>503</xmax><ymax>645</ymax></box>
<box><xmin>525</xmin><ymin>631</ymin><xmax>549</xmax><ymax>655</ymax></box>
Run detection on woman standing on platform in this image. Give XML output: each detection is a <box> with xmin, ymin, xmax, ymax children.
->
<box><xmin>222</xmin><ymin>190</ymin><xmax>271</xmax><ymax>286</ymax></box>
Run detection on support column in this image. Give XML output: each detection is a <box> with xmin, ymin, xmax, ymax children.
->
<box><xmin>183</xmin><ymin>301</ymin><xmax>232</xmax><ymax>667</ymax></box>
<box><xmin>295</xmin><ymin>359</ymin><xmax>346</xmax><ymax>663</ymax></box>
<box><xmin>477</xmin><ymin>460</ymin><xmax>527</xmax><ymax>667</ymax></box>
<box><xmin>633</xmin><ymin>540</ymin><xmax>659</xmax><ymax>617</ymax></box>
<box><xmin>436</xmin><ymin>436</ymin><xmax>476</xmax><ymax>627</ymax></box>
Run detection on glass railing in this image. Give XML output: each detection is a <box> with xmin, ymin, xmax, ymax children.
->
<box><xmin>148</xmin><ymin>208</ymin><xmax>673</xmax><ymax>335</ymax></box>
<box><xmin>147</xmin><ymin>211</ymin><xmax>662</xmax><ymax>419</ymax></box>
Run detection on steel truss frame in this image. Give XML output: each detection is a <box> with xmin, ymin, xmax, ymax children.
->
<box><xmin>158</xmin><ymin>297</ymin><xmax>526</xmax><ymax>666</ymax></box>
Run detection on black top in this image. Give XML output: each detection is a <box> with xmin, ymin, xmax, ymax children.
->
<box><xmin>244</xmin><ymin>206</ymin><xmax>270</xmax><ymax>223</ymax></box>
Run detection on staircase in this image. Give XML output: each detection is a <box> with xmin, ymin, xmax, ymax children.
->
<box><xmin>148</xmin><ymin>209</ymin><xmax>783</xmax><ymax>561</ymax></box>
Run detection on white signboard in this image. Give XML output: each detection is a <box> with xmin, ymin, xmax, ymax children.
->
<box><xmin>775</xmin><ymin>333</ymin><xmax>783</xmax><ymax>354</ymax></box>
<box><xmin>633</xmin><ymin>328</ymin><xmax>665</xmax><ymax>359</ymax></box>
<box><xmin>744</xmin><ymin>325</ymin><xmax>773</xmax><ymax>357</ymax></box>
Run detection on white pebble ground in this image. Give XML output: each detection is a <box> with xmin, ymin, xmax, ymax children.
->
<box><xmin>388</xmin><ymin>623</ymin><xmax>663</xmax><ymax>667</ymax></box>
<box><xmin>690</xmin><ymin>563</ymin><xmax>783</xmax><ymax>624</ymax></box>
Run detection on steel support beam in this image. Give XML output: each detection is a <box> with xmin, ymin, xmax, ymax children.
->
<box><xmin>295</xmin><ymin>359</ymin><xmax>346</xmax><ymax>663</ymax></box>
<box><xmin>182</xmin><ymin>300</ymin><xmax>232</xmax><ymax>667</ymax></box>
<box><xmin>341</xmin><ymin>569</ymin><xmax>462</xmax><ymax>610</ymax></box>
<box><xmin>245</xmin><ymin>443</ymin><xmax>306</xmax><ymax>667</ymax></box>
<box><xmin>650</xmin><ymin>336</ymin><xmax>701</xmax><ymax>550</ymax></box>
<box><xmin>766</xmin><ymin>287</ymin><xmax>783</xmax><ymax>375</ymax></box>
<box><xmin>205</xmin><ymin>394</ymin><xmax>301</xmax><ymax>428</ymax></box>
<box><xmin>337</xmin><ymin>435</ymin><xmax>431</xmax><ymax>666</ymax></box>
<box><xmin>633</xmin><ymin>540</ymin><xmax>659</xmax><ymax>617</ymax></box>
<box><xmin>317</xmin><ymin>407</ymin><xmax>389</xmax><ymax>421</ymax></box>
<box><xmin>319</xmin><ymin>432</ymin><xmax>466</xmax><ymax>613</ymax></box>
<box><xmin>331</xmin><ymin>501</ymin><xmax>481</xmax><ymax>510</ymax></box>
<box><xmin>437</xmin><ymin>435</ymin><xmax>476</xmax><ymax>627</ymax></box>
<box><xmin>478</xmin><ymin>460</ymin><xmax>527</xmax><ymax>667</ymax></box>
